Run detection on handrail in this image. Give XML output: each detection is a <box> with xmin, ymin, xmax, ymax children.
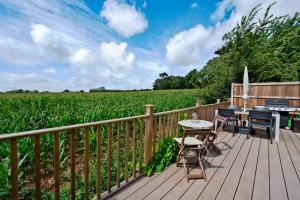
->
<box><xmin>154</xmin><ymin>106</ymin><xmax>198</xmax><ymax>116</ymax></box>
<box><xmin>0</xmin><ymin>114</ymin><xmax>148</xmax><ymax>141</ymax></box>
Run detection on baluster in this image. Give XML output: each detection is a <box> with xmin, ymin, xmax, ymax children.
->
<box><xmin>116</xmin><ymin>122</ymin><xmax>121</xmax><ymax>187</ymax></box>
<box><xmin>107</xmin><ymin>124</ymin><xmax>112</xmax><ymax>193</ymax></box>
<box><xmin>34</xmin><ymin>135</ymin><xmax>41</xmax><ymax>200</ymax></box>
<box><xmin>152</xmin><ymin>117</ymin><xmax>157</xmax><ymax>156</ymax></box>
<box><xmin>139</xmin><ymin>119</ymin><xmax>144</xmax><ymax>174</ymax></box>
<box><xmin>70</xmin><ymin>130</ymin><xmax>76</xmax><ymax>200</ymax></box>
<box><xmin>96</xmin><ymin>126</ymin><xmax>101</xmax><ymax>199</ymax></box>
<box><xmin>84</xmin><ymin>128</ymin><xmax>89</xmax><ymax>200</ymax></box>
<box><xmin>125</xmin><ymin>121</ymin><xmax>130</xmax><ymax>182</ymax></box>
<box><xmin>158</xmin><ymin>116</ymin><xmax>162</xmax><ymax>151</ymax></box>
<box><xmin>54</xmin><ymin>131</ymin><xmax>60</xmax><ymax>200</ymax></box>
<box><xmin>133</xmin><ymin>119</ymin><xmax>137</xmax><ymax>178</ymax></box>
<box><xmin>11</xmin><ymin>138</ymin><xmax>18</xmax><ymax>200</ymax></box>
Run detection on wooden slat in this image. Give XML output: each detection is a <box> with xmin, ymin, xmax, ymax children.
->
<box><xmin>125</xmin><ymin>165</ymin><xmax>180</xmax><ymax>200</ymax></box>
<box><xmin>110</xmin><ymin>172</ymin><xmax>160</xmax><ymax>200</ymax></box>
<box><xmin>107</xmin><ymin>123</ymin><xmax>112</xmax><ymax>193</ymax></box>
<box><xmin>162</xmin><ymin>115</ymin><xmax>166</xmax><ymax>140</ymax></box>
<box><xmin>34</xmin><ymin>135</ymin><xmax>41</xmax><ymax>200</ymax></box>
<box><xmin>166</xmin><ymin>114</ymin><xmax>170</xmax><ymax>137</ymax></box>
<box><xmin>11</xmin><ymin>138</ymin><xmax>18</xmax><ymax>200</ymax></box>
<box><xmin>277</xmin><ymin>131</ymin><xmax>300</xmax><ymax>199</ymax></box>
<box><xmin>125</xmin><ymin>121</ymin><xmax>130</xmax><ymax>182</ymax></box>
<box><xmin>216</xmin><ymin>135</ymin><xmax>253</xmax><ymax>200</ymax></box>
<box><xmin>116</xmin><ymin>122</ymin><xmax>121</xmax><ymax>187</ymax></box>
<box><xmin>152</xmin><ymin>117</ymin><xmax>157</xmax><ymax>156</ymax></box>
<box><xmin>269</xmin><ymin>131</ymin><xmax>288</xmax><ymax>200</ymax></box>
<box><xmin>234</xmin><ymin>133</ymin><xmax>261</xmax><ymax>199</ymax></box>
<box><xmin>96</xmin><ymin>126</ymin><xmax>101</xmax><ymax>199</ymax></box>
<box><xmin>158</xmin><ymin>116</ymin><xmax>162</xmax><ymax>151</ymax></box>
<box><xmin>70</xmin><ymin>130</ymin><xmax>76</xmax><ymax>200</ymax></box>
<box><xmin>139</xmin><ymin>119</ymin><xmax>144</xmax><ymax>174</ymax></box>
<box><xmin>133</xmin><ymin>119</ymin><xmax>137</xmax><ymax>178</ymax></box>
<box><xmin>198</xmin><ymin>135</ymin><xmax>246</xmax><ymax>199</ymax></box>
<box><xmin>162</xmin><ymin>132</ymin><xmax>229</xmax><ymax>200</ymax></box>
<box><xmin>281</xmin><ymin>130</ymin><xmax>300</xmax><ymax>182</ymax></box>
<box><xmin>54</xmin><ymin>131</ymin><xmax>60</xmax><ymax>200</ymax></box>
<box><xmin>144</xmin><ymin>168</ymin><xmax>185</xmax><ymax>200</ymax></box>
<box><xmin>169</xmin><ymin>114</ymin><xmax>173</xmax><ymax>137</ymax></box>
<box><xmin>287</xmin><ymin>129</ymin><xmax>300</xmax><ymax>155</ymax></box>
<box><xmin>84</xmin><ymin>128</ymin><xmax>89</xmax><ymax>200</ymax></box>
<box><xmin>252</xmin><ymin>132</ymin><xmax>269</xmax><ymax>200</ymax></box>
<box><xmin>180</xmin><ymin>134</ymin><xmax>240</xmax><ymax>200</ymax></box>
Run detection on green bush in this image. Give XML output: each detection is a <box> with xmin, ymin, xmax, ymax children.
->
<box><xmin>144</xmin><ymin>138</ymin><xmax>179</xmax><ymax>176</ymax></box>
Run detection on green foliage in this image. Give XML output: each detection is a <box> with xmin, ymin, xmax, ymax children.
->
<box><xmin>144</xmin><ymin>138</ymin><xmax>179</xmax><ymax>176</ymax></box>
<box><xmin>0</xmin><ymin>89</ymin><xmax>197</xmax><ymax>200</ymax></box>
<box><xmin>153</xmin><ymin>3</ymin><xmax>300</xmax><ymax>104</ymax></box>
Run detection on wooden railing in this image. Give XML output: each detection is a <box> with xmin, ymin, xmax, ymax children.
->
<box><xmin>0</xmin><ymin>101</ymin><xmax>230</xmax><ymax>200</ymax></box>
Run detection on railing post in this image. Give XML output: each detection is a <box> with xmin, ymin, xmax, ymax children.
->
<box><xmin>196</xmin><ymin>100</ymin><xmax>202</xmax><ymax>119</ymax></box>
<box><xmin>144</xmin><ymin>104</ymin><xmax>154</xmax><ymax>165</ymax></box>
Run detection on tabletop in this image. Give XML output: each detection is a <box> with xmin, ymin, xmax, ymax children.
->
<box><xmin>178</xmin><ymin>119</ymin><xmax>213</xmax><ymax>129</ymax></box>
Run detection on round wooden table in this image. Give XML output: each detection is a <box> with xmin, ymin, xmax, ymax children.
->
<box><xmin>178</xmin><ymin>119</ymin><xmax>213</xmax><ymax>130</ymax></box>
<box><xmin>178</xmin><ymin>119</ymin><xmax>220</xmax><ymax>154</ymax></box>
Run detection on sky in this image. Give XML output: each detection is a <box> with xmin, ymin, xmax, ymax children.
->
<box><xmin>0</xmin><ymin>0</ymin><xmax>299</xmax><ymax>92</ymax></box>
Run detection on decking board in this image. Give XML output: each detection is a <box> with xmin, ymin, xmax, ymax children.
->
<box><xmin>109</xmin><ymin>130</ymin><xmax>299</xmax><ymax>200</ymax></box>
<box><xmin>179</xmin><ymin>133</ymin><xmax>240</xmax><ymax>200</ymax></box>
<box><xmin>197</xmin><ymin>134</ymin><xmax>246</xmax><ymax>199</ymax></box>
<box><xmin>216</xmin><ymin>135</ymin><xmax>253</xmax><ymax>200</ymax></box>
<box><xmin>277</xmin><ymin>132</ymin><xmax>300</xmax><ymax>200</ymax></box>
<box><xmin>161</xmin><ymin>132</ymin><xmax>229</xmax><ymax>200</ymax></box>
<box><xmin>252</xmin><ymin>131</ymin><xmax>270</xmax><ymax>200</ymax></box>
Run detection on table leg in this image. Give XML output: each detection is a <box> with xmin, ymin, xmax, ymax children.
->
<box><xmin>275</xmin><ymin>114</ymin><xmax>280</xmax><ymax>142</ymax></box>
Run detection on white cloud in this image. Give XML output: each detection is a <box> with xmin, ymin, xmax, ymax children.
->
<box><xmin>30</xmin><ymin>23</ymin><xmax>78</xmax><ymax>59</ymax></box>
<box><xmin>191</xmin><ymin>3</ymin><xmax>199</xmax><ymax>9</ymax></box>
<box><xmin>210</xmin><ymin>0</ymin><xmax>234</xmax><ymax>21</ymax></box>
<box><xmin>69</xmin><ymin>41</ymin><xmax>136</xmax><ymax>72</ymax></box>
<box><xmin>166</xmin><ymin>25</ymin><xmax>216</xmax><ymax>67</ymax></box>
<box><xmin>166</xmin><ymin>0</ymin><xmax>300</xmax><ymax>67</ymax></box>
<box><xmin>100</xmin><ymin>0</ymin><xmax>148</xmax><ymax>38</ymax></box>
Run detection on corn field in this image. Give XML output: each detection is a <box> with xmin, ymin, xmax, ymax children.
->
<box><xmin>0</xmin><ymin>89</ymin><xmax>198</xmax><ymax>199</ymax></box>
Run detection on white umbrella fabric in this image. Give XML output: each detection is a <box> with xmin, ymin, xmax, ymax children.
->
<box><xmin>242</xmin><ymin>66</ymin><xmax>249</xmax><ymax>111</ymax></box>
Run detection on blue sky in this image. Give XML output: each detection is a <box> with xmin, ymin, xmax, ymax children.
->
<box><xmin>0</xmin><ymin>0</ymin><xmax>298</xmax><ymax>91</ymax></box>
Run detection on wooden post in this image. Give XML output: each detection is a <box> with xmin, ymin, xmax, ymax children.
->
<box><xmin>231</xmin><ymin>83</ymin><xmax>234</xmax><ymax>106</ymax></box>
<box><xmin>144</xmin><ymin>104</ymin><xmax>154</xmax><ymax>165</ymax></box>
<box><xmin>196</xmin><ymin>100</ymin><xmax>202</xmax><ymax>119</ymax></box>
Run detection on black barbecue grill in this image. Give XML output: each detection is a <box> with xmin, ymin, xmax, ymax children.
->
<box><xmin>265</xmin><ymin>99</ymin><xmax>289</xmax><ymax>127</ymax></box>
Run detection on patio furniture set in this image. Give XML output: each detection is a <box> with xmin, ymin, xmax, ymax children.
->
<box><xmin>174</xmin><ymin>99</ymin><xmax>300</xmax><ymax>181</ymax></box>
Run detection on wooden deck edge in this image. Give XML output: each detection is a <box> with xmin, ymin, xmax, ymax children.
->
<box><xmin>94</xmin><ymin>174</ymin><xmax>144</xmax><ymax>200</ymax></box>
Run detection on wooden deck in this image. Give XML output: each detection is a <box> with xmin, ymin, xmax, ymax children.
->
<box><xmin>110</xmin><ymin>129</ymin><xmax>300</xmax><ymax>200</ymax></box>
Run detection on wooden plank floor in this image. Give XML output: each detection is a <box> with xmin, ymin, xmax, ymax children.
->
<box><xmin>109</xmin><ymin>129</ymin><xmax>300</xmax><ymax>200</ymax></box>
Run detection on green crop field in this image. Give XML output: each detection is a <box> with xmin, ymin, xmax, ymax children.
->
<box><xmin>0</xmin><ymin>89</ymin><xmax>199</xmax><ymax>199</ymax></box>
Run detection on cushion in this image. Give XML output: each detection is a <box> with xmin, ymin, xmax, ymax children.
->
<box><xmin>173</xmin><ymin>137</ymin><xmax>203</xmax><ymax>146</ymax></box>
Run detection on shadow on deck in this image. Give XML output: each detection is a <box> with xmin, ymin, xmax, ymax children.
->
<box><xmin>109</xmin><ymin>129</ymin><xmax>300</xmax><ymax>200</ymax></box>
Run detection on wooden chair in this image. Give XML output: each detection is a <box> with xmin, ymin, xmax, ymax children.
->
<box><xmin>174</xmin><ymin>128</ymin><xmax>207</xmax><ymax>181</ymax></box>
<box><xmin>205</xmin><ymin>115</ymin><xmax>227</xmax><ymax>154</ymax></box>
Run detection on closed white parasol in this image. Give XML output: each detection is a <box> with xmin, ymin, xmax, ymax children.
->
<box><xmin>242</xmin><ymin>66</ymin><xmax>249</xmax><ymax>111</ymax></box>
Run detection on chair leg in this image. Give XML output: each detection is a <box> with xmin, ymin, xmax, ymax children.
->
<box><xmin>176</xmin><ymin>146</ymin><xmax>184</xmax><ymax>167</ymax></box>
<box><xmin>197</xmin><ymin>149</ymin><xmax>207</xmax><ymax>181</ymax></box>
<box><xmin>182</xmin><ymin>151</ymin><xmax>188</xmax><ymax>182</ymax></box>
<box><xmin>247</xmin><ymin>125</ymin><xmax>251</xmax><ymax>139</ymax></box>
